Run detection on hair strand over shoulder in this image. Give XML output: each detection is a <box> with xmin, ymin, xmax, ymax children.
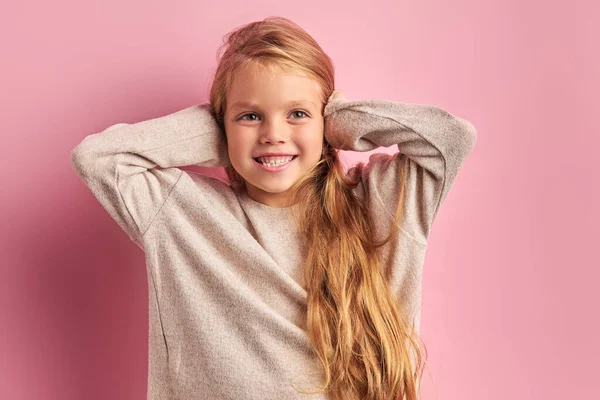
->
<box><xmin>208</xmin><ymin>16</ymin><xmax>427</xmax><ymax>400</ymax></box>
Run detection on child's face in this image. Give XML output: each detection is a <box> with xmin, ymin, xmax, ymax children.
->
<box><xmin>224</xmin><ymin>64</ymin><xmax>325</xmax><ymax>208</ymax></box>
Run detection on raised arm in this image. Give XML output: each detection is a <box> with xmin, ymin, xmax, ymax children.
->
<box><xmin>323</xmin><ymin>97</ymin><xmax>477</xmax><ymax>243</ymax></box>
<box><xmin>70</xmin><ymin>103</ymin><xmax>231</xmax><ymax>248</ymax></box>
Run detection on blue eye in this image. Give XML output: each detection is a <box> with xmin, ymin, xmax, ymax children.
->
<box><xmin>291</xmin><ymin>110</ymin><xmax>308</xmax><ymax>118</ymax></box>
<box><xmin>239</xmin><ymin>113</ymin><xmax>258</xmax><ymax>121</ymax></box>
<box><xmin>238</xmin><ymin>110</ymin><xmax>309</xmax><ymax>121</ymax></box>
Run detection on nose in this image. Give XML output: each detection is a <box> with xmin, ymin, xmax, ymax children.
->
<box><xmin>259</xmin><ymin>117</ymin><xmax>289</xmax><ymax>144</ymax></box>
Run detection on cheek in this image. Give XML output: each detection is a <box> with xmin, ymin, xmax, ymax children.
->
<box><xmin>225</xmin><ymin>135</ymin><xmax>253</xmax><ymax>167</ymax></box>
<box><xmin>300</xmin><ymin>131</ymin><xmax>324</xmax><ymax>157</ymax></box>
<box><xmin>227</xmin><ymin>143</ymin><xmax>245</xmax><ymax>163</ymax></box>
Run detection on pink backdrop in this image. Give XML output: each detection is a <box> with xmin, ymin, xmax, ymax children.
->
<box><xmin>1</xmin><ymin>1</ymin><xmax>597</xmax><ymax>399</ymax></box>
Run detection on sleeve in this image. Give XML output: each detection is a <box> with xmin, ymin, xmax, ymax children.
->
<box><xmin>70</xmin><ymin>103</ymin><xmax>231</xmax><ymax>248</ymax></box>
<box><xmin>323</xmin><ymin>98</ymin><xmax>477</xmax><ymax>243</ymax></box>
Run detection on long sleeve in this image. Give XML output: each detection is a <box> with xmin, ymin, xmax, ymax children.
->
<box><xmin>70</xmin><ymin>103</ymin><xmax>231</xmax><ymax>248</ymax></box>
<box><xmin>323</xmin><ymin>98</ymin><xmax>477</xmax><ymax>243</ymax></box>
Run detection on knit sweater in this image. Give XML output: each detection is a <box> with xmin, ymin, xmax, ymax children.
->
<box><xmin>70</xmin><ymin>97</ymin><xmax>477</xmax><ymax>399</ymax></box>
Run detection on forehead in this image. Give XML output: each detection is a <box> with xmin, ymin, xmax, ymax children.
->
<box><xmin>227</xmin><ymin>63</ymin><xmax>322</xmax><ymax>110</ymax></box>
<box><xmin>230</xmin><ymin>99</ymin><xmax>318</xmax><ymax>111</ymax></box>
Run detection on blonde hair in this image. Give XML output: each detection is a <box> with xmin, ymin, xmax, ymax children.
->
<box><xmin>208</xmin><ymin>16</ymin><xmax>427</xmax><ymax>400</ymax></box>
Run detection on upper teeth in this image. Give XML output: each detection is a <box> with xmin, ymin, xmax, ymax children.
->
<box><xmin>258</xmin><ymin>156</ymin><xmax>294</xmax><ymax>166</ymax></box>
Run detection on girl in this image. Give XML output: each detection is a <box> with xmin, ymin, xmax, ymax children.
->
<box><xmin>71</xmin><ymin>16</ymin><xmax>476</xmax><ymax>400</ymax></box>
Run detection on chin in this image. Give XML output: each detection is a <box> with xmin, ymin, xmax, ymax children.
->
<box><xmin>255</xmin><ymin>182</ymin><xmax>295</xmax><ymax>194</ymax></box>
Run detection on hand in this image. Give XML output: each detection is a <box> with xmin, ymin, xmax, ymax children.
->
<box><xmin>323</xmin><ymin>90</ymin><xmax>350</xmax><ymax>149</ymax></box>
<box><xmin>327</xmin><ymin>89</ymin><xmax>348</xmax><ymax>103</ymax></box>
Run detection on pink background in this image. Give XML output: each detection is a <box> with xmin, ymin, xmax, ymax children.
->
<box><xmin>1</xmin><ymin>1</ymin><xmax>597</xmax><ymax>399</ymax></box>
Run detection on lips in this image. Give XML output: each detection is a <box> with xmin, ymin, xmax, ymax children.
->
<box><xmin>253</xmin><ymin>155</ymin><xmax>298</xmax><ymax>162</ymax></box>
<box><xmin>253</xmin><ymin>154</ymin><xmax>298</xmax><ymax>158</ymax></box>
<box><xmin>253</xmin><ymin>155</ymin><xmax>297</xmax><ymax>172</ymax></box>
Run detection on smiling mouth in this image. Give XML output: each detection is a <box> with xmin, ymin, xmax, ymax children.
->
<box><xmin>253</xmin><ymin>155</ymin><xmax>298</xmax><ymax>165</ymax></box>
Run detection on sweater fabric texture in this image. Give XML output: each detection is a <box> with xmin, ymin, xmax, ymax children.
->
<box><xmin>71</xmin><ymin>97</ymin><xmax>477</xmax><ymax>399</ymax></box>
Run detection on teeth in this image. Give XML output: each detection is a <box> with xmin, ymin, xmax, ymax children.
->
<box><xmin>257</xmin><ymin>156</ymin><xmax>294</xmax><ymax>166</ymax></box>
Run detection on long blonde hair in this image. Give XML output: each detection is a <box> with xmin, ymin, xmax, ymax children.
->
<box><xmin>208</xmin><ymin>16</ymin><xmax>427</xmax><ymax>400</ymax></box>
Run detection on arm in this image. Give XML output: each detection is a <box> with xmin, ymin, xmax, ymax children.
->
<box><xmin>70</xmin><ymin>103</ymin><xmax>231</xmax><ymax>248</ymax></box>
<box><xmin>323</xmin><ymin>96</ymin><xmax>477</xmax><ymax>243</ymax></box>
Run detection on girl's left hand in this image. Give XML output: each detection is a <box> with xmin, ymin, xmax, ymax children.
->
<box><xmin>327</xmin><ymin>89</ymin><xmax>348</xmax><ymax>103</ymax></box>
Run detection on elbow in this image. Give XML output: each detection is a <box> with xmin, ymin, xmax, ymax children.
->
<box><xmin>456</xmin><ymin>117</ymin><xmax>477</xmax><ymax>154</ymax></box>
<box><xmin>70</xmin><ymin>145</ymin><xmax>90</xmax><ymax>178</ymax></box>
<box><xmin>70</xmin><ymin>135</ymin><xmax>99</xmax><ymax>178</ymax></box>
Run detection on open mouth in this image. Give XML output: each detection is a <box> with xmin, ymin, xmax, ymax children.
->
<box><xmin>253</xmin><ymin>155</ymin><xmax>298</xmax><ymax>166</ymax></box>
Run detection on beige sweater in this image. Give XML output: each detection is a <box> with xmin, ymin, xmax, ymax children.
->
<box><xmin>70</xmin><ymin>97</ymin><xmax>476</xmax><ymax>399</ymax></box>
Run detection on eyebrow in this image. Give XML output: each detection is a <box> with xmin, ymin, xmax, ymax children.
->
<box><xmin>230</xmin><ymin>100</ymin><xmax>318</xmax><ymax>110</ymax></box>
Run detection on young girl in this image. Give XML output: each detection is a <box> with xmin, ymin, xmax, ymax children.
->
<box><xmin>71</xmin><ymin>16</ymin><xmax>476</xmax><ymax>400</ymax></box>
